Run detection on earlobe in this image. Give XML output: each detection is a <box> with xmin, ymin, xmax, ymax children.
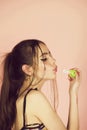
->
<box><xmin>22</xmin><ymin>64</ymin><xmax>33</xmax><ymax>76</ymax></box>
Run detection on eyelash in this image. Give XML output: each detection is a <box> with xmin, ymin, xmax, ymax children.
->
<box><xmin>40</xmin><ymin>52</ymin><xmax>52</xmax><ymax>62</ymax></box>
<box><xmin>41</xmin><ymin>58</ymin><xmax>48</xmax><ymax>62</ymax></box>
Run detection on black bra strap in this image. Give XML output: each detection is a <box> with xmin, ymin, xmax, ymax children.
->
<box><xmin>23</xmin><ymin>88</ymin><xmax>38</xmax><ymax>127</ymax></box>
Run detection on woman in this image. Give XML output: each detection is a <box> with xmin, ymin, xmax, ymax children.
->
<box><xmin>0</xmin><ymin>39</ymin><xmax>80</xmax><ymax>130</ymax></box>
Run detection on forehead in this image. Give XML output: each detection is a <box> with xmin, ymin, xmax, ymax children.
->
<box><xmin>38</xmin><ymin>43</ymin><xmax>49</xmax><ymax>57</ymax></box>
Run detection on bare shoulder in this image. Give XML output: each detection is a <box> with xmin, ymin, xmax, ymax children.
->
<box><xmin>26</xmin><ymin>89</ymin><xmax>55</xmax><ymax>116</ymax></box>
<box><xmin>26</xmin><ymin>89</ymin><xmax>66</xmax><ymax>130</ymax></box>
<box><xmin>27</xmin><ymin>89</ymin><xmax>52</xmax><ymax>108</ymax></box>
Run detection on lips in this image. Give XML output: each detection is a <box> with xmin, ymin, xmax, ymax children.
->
<box><xmin>53</xmin><ymin>66</ymin><xmax>57</xmax><ymax>72</ymax></box>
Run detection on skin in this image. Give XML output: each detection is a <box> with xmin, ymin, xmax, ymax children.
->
<box><xmin>13</xmin><ymin>43</ymin><xmax>80</xmax><ymax>130</ymax></box>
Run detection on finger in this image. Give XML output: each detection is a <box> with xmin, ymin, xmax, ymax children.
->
<box><xmin>68</xmin><ymin>74</ymin><xmax>74</xmax><ymax>81</ymax></box>
<box><xmin>69</xmin><ymin>68</ymin><xmax>80</xmax><ymax>78</ymax></box>
<box><xmin>75</xmin><ymin>70</ymin><xmax>81</xmax><ymax>81</ymax></box>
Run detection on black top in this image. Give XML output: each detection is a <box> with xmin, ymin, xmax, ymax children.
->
<box><xmin>20</xmin><ymin>88</ymin><xmax>45</xmax><ymax>130</ymax></box>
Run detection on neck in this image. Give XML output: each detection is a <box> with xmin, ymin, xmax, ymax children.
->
<box><xmin>19</xmin><ymin>77</ymin><xmax>46</xmax><ymax>96</ymax></box>
<box><xmin>31</xmin><ymin>78</ymin><xmax>46</xmax><ymax>90</ymax></box>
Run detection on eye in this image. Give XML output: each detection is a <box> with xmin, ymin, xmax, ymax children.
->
<box><xmin>41</xmin><ymin>58</ymin><xmax>48</xmax><ymax>62</ymax></box>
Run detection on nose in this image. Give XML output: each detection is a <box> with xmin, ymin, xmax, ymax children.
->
<box><xmin>51</xmin><ymin>56</ymin><xmax>56</xmax><ymax>65</ymax></box>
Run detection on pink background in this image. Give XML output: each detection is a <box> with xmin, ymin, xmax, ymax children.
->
<box><xmin>0</xmin><ymin>0</ymin><xmax>87</xmax><ymax>130</ymax></box>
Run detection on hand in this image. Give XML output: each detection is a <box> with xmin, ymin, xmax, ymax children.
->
<box><xmin>68</xmin><ymin>68</ymin><xmax>81</xmax><ymax>95</ymax></box>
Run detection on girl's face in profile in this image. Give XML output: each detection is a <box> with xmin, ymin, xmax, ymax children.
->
<box><xmin>36</xmin><ymin>43</ymin><xmax>57</xmax><ymax>80</ymax></box>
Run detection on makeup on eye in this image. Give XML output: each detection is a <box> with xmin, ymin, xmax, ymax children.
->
<box><xmin>40</xmin><ymin>53</ymin><xmax>49</xmax><ymax>62</ymax></box>
<box><xmin>40</xmin><ymin>57</ymin><xmax>48</xmax><ymax>62</ymax></box>
<box><xmin>40</xmin><ymin>51</ymin><xmax>53</xmax><ymax>62</ymax></box>
<box><xmin>40</xmin><ymin>51</ymin><xmax>51</xmax><ymax>57</ymax></box>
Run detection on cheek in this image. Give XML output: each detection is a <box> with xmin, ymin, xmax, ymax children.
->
<box><xmin>44</xmin><ymin>65</ymin><xmax>56</xmax><ymax>79</ymax></box>
<box><xmin>45</xmin><ymin>64</ymin><xmax>52</xmax><ymax>71</ymax></box>
<box><xmin>36</xmin><ymin>64</ymin><xmax>45</xmax><ymax>77</ymax></box>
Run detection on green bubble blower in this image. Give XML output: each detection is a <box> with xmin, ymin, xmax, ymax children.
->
<box><xmin>63</xmin><ymin>69</ymin><xmax>77</xmax><ymax>78</ymax></box>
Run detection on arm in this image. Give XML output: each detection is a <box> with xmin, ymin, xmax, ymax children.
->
<box><xmin>67</xmin><ymin>90</ymin><xmax>79</xmax><ymax>130</ymax></box>
<box><xmin>67</xmin><ymin>69</ymin><xmax>80</xmax><ymax>130</ymax></box>
<box><xmin>27</xmin><ymin>69</ymin><xmax>80</xmax><ymax>130</ymax></box>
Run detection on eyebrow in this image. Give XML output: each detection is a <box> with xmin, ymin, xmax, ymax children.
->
<box><xmin>40</xmin><ymin>51</ymin><xmax>50</xmax><ymax>57</ymax></box>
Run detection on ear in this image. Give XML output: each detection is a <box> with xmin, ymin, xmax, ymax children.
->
<box><xmin>22</xmin><ymin>64</ymin><xmax>33</xmax><ymax>76</ymax></box>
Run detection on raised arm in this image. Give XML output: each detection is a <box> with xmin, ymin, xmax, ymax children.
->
<box><xmin>27</xmin><ymin>69</ymin><xmax>80</xmax><ymax>130</ymax></box>
<box><xmin>67</xmin><ymin>69</ymin><xmax>80</xmax><ymax>130</ymax></box>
